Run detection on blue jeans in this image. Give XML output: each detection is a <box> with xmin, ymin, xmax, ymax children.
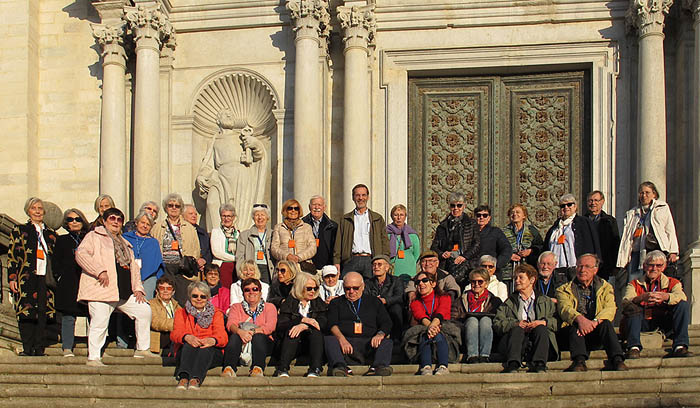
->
<box><xmin>142</xmin><ymin>275</ymin><xmax>157</xmax><ymax>301</ymax></box>
<box><xmin>626</xmin><ymin>300</ymin><xmax>690</xmax><ymax>350</ymax></box>
<box><xmin>465</xmin><ymin>316</ymin><xmax>493</xmax><ymax>358</ymax></box>
<box><xmin>61</xmin><ymin>315</ymin><xmax>76</xmax><ymax>351</ymax></box>
<box><xmin>418</xmin><ymin>332</ymin><xmax>448</xmax><ymax>367</ymax></box>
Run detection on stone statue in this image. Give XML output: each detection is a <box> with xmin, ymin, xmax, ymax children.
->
<box><xmin>195</xmin><ymin>109</ymin><xmax>269</xmax><ymax>230</ymax></box>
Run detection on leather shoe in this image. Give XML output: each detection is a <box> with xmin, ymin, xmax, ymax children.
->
<box><xmin>528</xmin><ymin>361</ymin><xmax>547</xmax><ymax>373</ymax></box>
<box><xmin>564</xmin><ymin>360</ymin><xmax>587</xmax><ymax>372</ymax></box>
<box><xmin>625</xmin><ymin>348</ymin><xmax>641</xmax><ymax>359</ymax></box>
<box><xmin>501</xmin><ymin>361</ymin><xmax>520</xmax><ymax>373</ymax></box>
<box><xmin>671</xmin><ymin>346</ymin><xmax>694</xmax><ymax>358</ymax></box>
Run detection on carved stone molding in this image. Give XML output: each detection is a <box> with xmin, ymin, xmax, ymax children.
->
<box><xmin>124</xmin><ymin>4</ymin><xmax>175</xmax><ymax>50</ymax></box>
<box><xmin>683</xmin><ymin>0</ymin><xmax>700</xmax><ymax>21</ymax></box>
<box><xmin>337</xmin><ymin>5</ymin><xmax>376</xmax><ymax>51</ymax></box>
<box><xmin>626</xmin><ymin>0</ymin><xmax>673</xmax><ymax>37</ymax></box>
<box><xmin>286</xmin><ymin>0</ymin><xmax>331</xmax><ymax>44</ymax></box>
<box><xmin>92</xmin><ymin>23</ymin><xmax>127</xmax><ymax>67</ymax></box>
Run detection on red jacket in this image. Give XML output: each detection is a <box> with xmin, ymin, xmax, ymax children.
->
<box><xmin>170</xmin><ymin>308</ymin><xmax>228</xmax><ymax>354</ymax></box>
<box><xmin>410</xmin><ymin>291</ymin><xmax>451</xmax><ymax>323</ymax></box>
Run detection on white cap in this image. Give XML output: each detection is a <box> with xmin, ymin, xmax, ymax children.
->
<box><xmin>321</xmin><ymin>265</ymin><xmax>338</xmax><ymax>277</ymax></box>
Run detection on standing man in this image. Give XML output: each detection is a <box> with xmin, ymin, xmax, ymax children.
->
<box><xmin>333</xmin><ymin>184</ymin><xmax>390</xmax><ymax>279</ymax></box>
<box><xmin>302</xmin><ymin>195</ymin><xmax>338</xmax><ymax>270</ymax></box>
<box><xmin>584</xmin><ymin>191</ymin><xmax>620</xmax><ymax>281</ymax></box>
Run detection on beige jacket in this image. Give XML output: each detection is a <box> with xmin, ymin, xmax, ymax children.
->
<box><xmin>149</xmin><ymin>297</ymin><xmax>181</xmax><ymax>353</ymax></box>
<box><xmin>270</xmin><ymin>221</ymin><xmax>316</xmax><ymax>263</ymax></box>
<box><xmin>152</xmin><ymin>216</ymin><xmax>201</xmax><ymax>259</ymax></box>
<box><xmin>76</xmin><ymin>227</ymin><xmax>144</xmax><ymax>303</ymax></box>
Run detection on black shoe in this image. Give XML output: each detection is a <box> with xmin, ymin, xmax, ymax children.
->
<box><xmin>528</xmin><ymin>361</ymin><xmax>547</xmax><ymax>373</ymax></box>
<box><xmin>18</xmin><ymin>351</ymin><xmax>32</xmax><ymax>357</ymax></box>
<box><xmin>465</xmin><ymin>356</ymin><xmax>479</xmax><ymax>364</ymax></box>
<box><xmin>331</xmin><ymin>366</ymin><xmax>349</xmax><ymax>377</ymax></box>
<box><xmin>364</xmin><ymin>366</ymin><xmax>393</xmax><ymax>376</ymax></box>
<box><xmin>604</xmin><ymin>356</ymin><xmax>628</xmax><ymax>371</ymax></box>
<box><xmin>625</xmin><ymin>348</ymin><xmax>641</xmax><ymax>359</ymax></box>
<box><xmin>669</xmin><ymin>345</ymin><xmax>694</xmax><ymax>358</ymax></box>
<box><xmin>478</xmin><ymin>356</ymin><xmax>490</xmax><ymax>364</ymax></box>
<box><xmin>304</xmin><ymin>368</ymin><xmax>322</xmax><ymax>378</ymax></box>
<box><xmin>501</xmin><ymin>361</ymin><xmax>520</xmax><ymax>373</ymax></box>
<box><xmin>564</xmin><ymin>359</ymin><xmax>587</xmax><ymax>372</ymax></box>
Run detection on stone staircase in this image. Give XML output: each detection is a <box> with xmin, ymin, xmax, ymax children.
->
<box><xmin>0</xmin><ymin>312</ymin><xmax>699</xmax><ymax>407</ymax></box>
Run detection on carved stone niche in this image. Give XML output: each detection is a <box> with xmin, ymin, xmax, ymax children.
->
<box><xmin>191</xmin><ymin>71</ymin><xmax>279</xmax><ymax>231</ymax></box>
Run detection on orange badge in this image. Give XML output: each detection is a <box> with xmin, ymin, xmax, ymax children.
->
<box><xmin>256</xmin><ymin>251</ymin><xmax>264</xmax><ymax>260</ymax></box>
<box><xmin>316</xmin><ymin>238</ymin><xmax>320</xmax><ymax>247</ymax></box>
<box><xmin>354</xmin><ymin>322</ymin><xmax>363</xmax><ymax>334</ymax></box>
<box><xmin>288</xmin><ymin>239</ymin><xmax>296</xmax><ymax>248</ymax></box>
<box><xmin>452</xmin><ymin>244</ymin><xmax>459</xmax><ymax>251</ymax></box>
<box><xmin>397</xmin><ymin>250</ymin><xmax>405</xmax><ymax>259</ymax></box>
<box><xmin>171</xmin><ymin>241</ymin><xmax>179</xmax><ymax>250</ymax></box>
<box><xmin>557</xmin><ymin>235</ymin><xmax>566</xmax><ymax>245</ymax></box>
<box><xmin>36</xmin><ymin>248</ymin><xmax>45</xmax><ymax>260</ymax></box>
<box><xmin>634</xmin><ymin>227</ymin><xmax>643</xmax><ymax>238</ymax></box>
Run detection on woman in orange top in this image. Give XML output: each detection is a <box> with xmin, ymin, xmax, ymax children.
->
<box><xmin>171</xmin><ymin>281</ymin><xmax>228</xmax><ymax>390</ymax></box>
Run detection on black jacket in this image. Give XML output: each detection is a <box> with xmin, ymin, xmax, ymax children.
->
<box><xmin>327</xmin><ymin>294</ymin><xmax>392</xmax><ymax>338</ymax></box>
<box><xmin>364</xmin><ymin>274</ymin><xmax>405</xmax><ymax>309</ymax></box>
<box><xmin>431</xmin><ymin>215</ymin><xmax>481</xmax><ymax>268</ymax></box>
<box><xmin>194</xmin><ymin>223</ymin><xmax>213</xmax><ymax>264</ymax></box>
<box><xmin>478</xmin><ymin>223</ymin><xmax>512</xmax><ymax>272</ymax></box>
<box><xmin>584</xmin><ymin>210</ymin><xmax>620</xmax><ymax>280</ymax></box>
<box><xmin>544</xmin><ymin>215</ymin><xmax>602</xmax><ymax>264</ymax></box>
<box><xmin>267</xmin><ymin>280</ymin><xmax>293</xmax><ymax>309</ymax></box>
<box><xmin>302</xmin><ymin>213</ymin><xmax>338</xmax><ymax>269</ymax></box>
<box><xmin>276</xmin><ymin>295</ymin><xmax>328</xmax><ymax>334</ymax></box>
<box><xmin>52</xmin><ymin>233</ymin><xmax>88</xmax><ymax>316</ymax></box>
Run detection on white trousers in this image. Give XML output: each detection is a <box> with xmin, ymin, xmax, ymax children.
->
<box><xmin>87</xmin><ymin>295</ymin><xmax>152</xmax><ymax>360</ymax></box>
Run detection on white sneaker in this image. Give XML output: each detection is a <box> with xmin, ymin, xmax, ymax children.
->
<box><xmin>434</xmin><ymin>365</ymin><xmax>449</xmax><ymax>375</ymax></box>
<box><xmin>419</xmin><ymin>365</ymin><xmax>433</xmax><ymax>376</ymax></box>
<box><xmin>63</xmin><ymin>350</ymin><xmax>75</xmax><ymax>357</ymax></box>
<box><xmin>86</xmin><ymin>359</ymin><xmax>106</xmax><ymax>367</ymax></box>
<box><xmin>134</xmin><ymin>350</ymin><xmax>159</xmax><ymax>359</ymax></box>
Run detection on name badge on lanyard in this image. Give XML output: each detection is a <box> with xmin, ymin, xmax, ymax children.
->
<box><xmin>135</xmin><ymin>258</ymin><xmax>142</xmax><ymax>268</ymax></box>
<box><xmin>397</xmin><ymin>250</ymin><xmax>405</xmax><ymax>259</ymax></box>
<box><xmin>354</xmin><ymin>322</ymin><xmax>363</xmax><ymax>334</ymax></box>
<box><xmin>257</xmin><ymin>250</ymin><xmax>265</xmax><ymax>260</ymax></box>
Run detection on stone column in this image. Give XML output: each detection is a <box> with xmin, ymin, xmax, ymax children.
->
<box><xmin>627</xmin><ymin>0</ymin><xmax>673</xmax><ymax>198</ymax></box>
<box><xmin>338</xmin><ymin>4</ymin><xmax>376</xmax><ymax>211</ymax></box>
<box><xmin>286</xmin><ymin>0</ymin><xmax>330</xmax><ymax>204</ymax></box>
<box><xmin>125</xmin><ymin>4</ymin><xmax>174</xmax><ymax>212</ymax></box>
<box><xmin>92</xmin><ymin>23</ymin><xmax>127</xmax><ymax>210</ymax></box>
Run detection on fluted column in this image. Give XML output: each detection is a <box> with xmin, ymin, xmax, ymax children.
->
<box><xmin>92</xmin><ymin>23</ymin><xmax>127</xmax><ymax>210</ymax></box>
<box><xmin>338</xmin><ymin>4</ymin><xmax>376</xmax><ymax>211</ymax></box>
<box><xmin>287</xmin><ymin>0</ymin><xmax>330</xmax><ymax>204</ymax></box>
<box><xmin>627</xmin><ymin>0</ymin><xmax>673</xmax><ymax>197</ymax></box>
<box><xmin>125</xmin><ymin>4</ymin><xmax>174</xmax><ymax>211</ymax></box>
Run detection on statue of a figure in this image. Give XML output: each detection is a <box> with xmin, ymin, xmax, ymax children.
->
<box><xmin>195</xmin><ymin>109</ymin><xmax>268</xmax><ymax>230</ymax></box>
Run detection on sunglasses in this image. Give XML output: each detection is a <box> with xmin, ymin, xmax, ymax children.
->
<box><xmin>167</xmin><ymin>203</ymin><xmax>181</xmax><ymax>209</ymax></box>
<box><xmin>157</xmin><ymin>286</ymin><xmax>174</xmax><ymax>292</ymax></box>
<box><xmin>481</xmin><ymin>264</ymin><xmax>496</xmax><ymax>269</ymax></box>
<box><xmin>66</xmin><ymin>217</ymin><xmax>83</xmax><ymax>223</ymax></box>
<box><xmin>559</xmin><ymin>202</ymin><xmax>575</xmax><ymax>209</ymax></box>
<box><xmin>277</xmin><ymin>268</ymin><xmax>288</xmax><ymax>273</ymax></box>
<box><xmin>286</xmin><ymin>206</ymin><xmax>301</xmax><ymax>211</ymax></box>
<box><xmin>415</xmin><ymin>277</ymin><xmax>431</xmax><ymax>284</ymax></box>
<box><xmin>243</xmin><ymin>287</ymin><xmax>261</xmax><ymax>293</ymax></box>
<box><xmin>471</xmin><ymin>279</ymin><xmax>485</xmax><ymax>285</ymax></box>
<box><xmin>107</xmin><ymin>215</ymin><xmax>123</xmax><ymax>223</ymax></box>
<box><xmin>475</xmin><ymin>213</ymin><xmax>490</xmax><ymax>218</ymax></box>
<box><xmin>344</xmin><ymin>286</ymin><xmax>361</xmax><ymax>292</ymax></box>
<box><xmin>253</xmin><ymin>203</ymin><xmax>268</xmax><ymax>208</ymax></box>
<box><xmin>305</xmin><ymin>286</ymin><xmax>318</xmax><ymax>292</ymax></box>
<box><xmin>449</xmin><ymin>203</ymin><xmax>464</xmax><ymax>208</ymax></box>
<box><xmin>191</xmin><ymin>294</ymin><xmax>207</xmax><ymax>299</ymax></box>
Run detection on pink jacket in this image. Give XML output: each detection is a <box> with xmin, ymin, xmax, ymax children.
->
<box><xmin>210</xmin><ymin>287</ymin><xmax>231</xmax><ymax>313</ymax></box>
<box><xmin>76</xmin><ymin>226</ymin><xmax>144</xmax><ymax>302</ymax></box>
<box><xmin>227</xmin><ymin>302</ymin><xmax>277</xmax><ymax>339</ymax></box>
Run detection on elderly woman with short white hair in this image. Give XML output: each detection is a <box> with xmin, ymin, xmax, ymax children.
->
<box><xmin>89</xmin><ymin>194</ymin><xmax>115</xmax><ymax>230</ymax></box>
<box><xmin>229</xmin><ymin>260</ymin><xmax>270</xmax><ymax>305</ymax></box>
<box><xmin>211</xmin><ymin>203</ymin><xmax>239</xmax><ymax>290</ymax></box>
<box><xmin>152</xmin><ymin>193</ymin><xmax>201</xmax><ymax>305</ymax></box>
<box><xmin>236</xmin><ymin>204</ymin><xmax>274</xmax><ymax>284</ymax></box>
<box><xmin>124</xmin><ymin>201</ymin><xmax>159</xmax><ymax>233</ymax></box>
<box><xmin>123</xmin><ymin>210</ymin><xmax>164</xmax><ymax>300</ymax></box>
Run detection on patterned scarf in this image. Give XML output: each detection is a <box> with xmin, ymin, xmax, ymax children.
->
<box><xmin>386</xmin><ymin>223</ymin><xmax>418</xmax><ymax>258</ymax></box>
<box><xmin>221</xmin><ymin>224</ymin><xmax>239</xmax><ymax>254</ymax></box>
<box><xmin>185</xmin><ymin>299</ymin><xmax>216</xmax><ymax>329</ymax></box>
<box><xmin>505</xmin><ymin>222</ymin><xmax>536</xmax><ymax>252</ymax></box>
<box><xmin>283</xmin><ymin>218</ymin><xmax>302</xmax><ymax>230</ymax></box>
<box><xmin>467</xmin><ymin>289</ymin><xmax>489</xmax><ymax>313</ymax></box>
<box><xmin>105</xmin><ymin>228</ymin><xmax>131</xmax><ymax>268</ymax></box>
<box><xmin>242</xmin><ymin>298</ymin><xmax>266</xmax><ymax>320</ymax></box>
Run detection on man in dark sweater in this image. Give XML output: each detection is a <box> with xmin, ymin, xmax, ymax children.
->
<box><xmin>302</xmin><ymin>195</ymin><xmax>338</xmax><ymax>270</ymax></box>
<box><xmin>324</xmin><ymin>272</ymin><xmax>393</xmax><ymax>376</ymax></box>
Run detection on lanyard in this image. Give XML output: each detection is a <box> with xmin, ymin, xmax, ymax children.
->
<box><xmin>347</xmin><ymin>298</ymin><xmax>362</xmax><ymax>322</ymax></box>
<box><xmin>539</xmin><ymin>279</ymin><xmax>552</xmax><ymax>296</ymax></box>
<box><xmin>134</xmin><ymin>236</ymin><xmax>146</xmax><ymax>258</ymax></box>
<box><xmin>256</xmin><ymin>232</ymin><xmax>266</xmax><ymax>248</ymax></box>
<box><xmin>522</xmin><ymin>297</ymin><xmax>534</xmax><ymax>322</ymax></box>
<box><xmin>36</xmin><ymin>228</ymin><xmax>47</xmax><ymax>252</ymax></box>
<box><xmin>422</xmin><ymin>296</ymin><xmax>436</xmax><ymax>317</ymax></box>
<box><xmin>515</xmin><ymin>227</ymin><xmax>524</xmax><ymax>250</ymax></box>
<box><xmin>648</xmin><ymin>280</ymin><xmax>660</xmax><ymax>292</ymax></box>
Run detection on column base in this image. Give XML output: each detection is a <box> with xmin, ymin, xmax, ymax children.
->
<box><xmin>681</xmin><ymin>242</ymin><xmax>700</xmax><ymax>324</ymax></box>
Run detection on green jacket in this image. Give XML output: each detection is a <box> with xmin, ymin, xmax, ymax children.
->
<box><xmin>333</xmin><ymin>209</ymin><xmax>389</xmax><ymax>265</ymax></box>
<box><xmin>556</xmin><ymin>276</ymin><xmax>616</xmax><ymax>327</ymax></box>
<box><xmin>493</xmin><ymin>292</ymin><xmax>559</xmax><ymax>357</ymax></box>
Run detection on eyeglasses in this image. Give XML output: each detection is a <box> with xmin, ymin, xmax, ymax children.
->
<box><xmin>587</xmin><ymin>198</ymin><xmax>602</xmax><ymax>203</ymax></box>
<box><xmin>66</xmin><ymin>217</ymin><xmax>83</xmax><ymax>223</ymax></box>
<box><xmin>344</xmin><ymin>286</ymin><xmax>361</xmax><ymax>292</ymax></box>
<box><xmin>253</xmin><ymin>203</ymin><xmax>268</xmax><ymax>208</ymax></box>
<box><xmin>449</xmin><ymin>203</ymin><xmax>464</xmax><ymax>208</ymax></box>
<box><xmin>305</xmin><ymin>286</ymin><xmax>318</xmax><ymax>292</ymax></box>
<box><xmin>415</xmin><ymin>277</ymin><xmax>431</xmax><ymax>284</ymax></box>
<box><xmin>191</xmin><ymin>294</ymin><xmax>207</xmax><ymax>299</ymax></box>
<box><xmin>481</xmin><ymin>264</ymin><xmax>495</xmax><ymax>269</ymax></box>
<box><xmin>107</xmin><ymin>215</ymin><xmax>124</xmax><ymax>223</ymax></box>
<box><xmin>243</xmin><ymin>287</ymin><xmax>261</xmax><ymax>293</ymax></box>
<box><xmin>167</xmin><ymin>203</ymin><xmax>181</xmax><ymax>209</ymax></box>
<box><xmin>470</xmin><ymin>279</ymin><xmax>485</xmax><ymax>285</ymax></box>
<box><xmin>157</xmin><ymin>286</ymin><xmax>174</xmax><ymax>292</ymax></box>
<box><xmin>286</xmin><ymin>206</ymin><xmax>301</xmax><ymax>211</ymax></box>
<box><xmin>646</xmin><ymin>263</ymin><xmax>665</xmax><ymax>269</ymax></box>
<box><xmin>559</xmin><ymin>202</ymin><xmax>575</xmax><ymax>209</ymax></box>
<box><xmin>220</xmin><ymin>214</ymin><xmax>234</xmax><ymax>218</ymax></box>
<box><xmin>475</xmin><ymin>213</ymin><xmax>490</xmax><ymax>218</ymax></box>
<box><xmin>421</xmin><ymin>258</ymin><xmax>439</xmax><ymax>263</ymax></box>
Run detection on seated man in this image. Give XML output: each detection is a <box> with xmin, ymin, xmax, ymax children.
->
<box><xmin>534</xmin><ymin>251</ymin><xmax>565</xmax><ymax>302</ymax></box>
<box><xmin>365</xmin><ymin>255</ymin><xmax>405</xmax><ymax>342</ymax></box>
<box><xmin>405</xmin><ymin>251</ymin><xmax>461</xmax><ymax>318</ymax></box>
<box><xmin>324</xmin><ymin>272</ymin><xmax>393</xmax><ymax>376</ymax></box>
<box><xmin>556</xmin><ymin>253</ymin><xmax>627</xmax><ymax>372</ymax></box>
<box><xmin>149</xmin><ymin>277</ymin><xmax>181</xmax><ymax>357</ymax></box>
<box><xmin>623</xmin><ymin>250</ymin><xmax>692</xmax><ymax>359</ymax></box>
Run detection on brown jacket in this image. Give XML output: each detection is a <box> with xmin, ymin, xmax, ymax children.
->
<box><xmin>333</xmin><ymin>209</ymin><xmax>389</xmax><ymax>265</ymax></box>
<box><xmin>149</xmin><ymin>297</ymin><xmax>181</xmax><ymax>353</ymax></box>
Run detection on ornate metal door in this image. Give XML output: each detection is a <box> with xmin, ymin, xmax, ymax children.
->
<box><xmin>408</xmin><ymin>72</ymin><xmax>588</xmax><ymax>249</ymax></box>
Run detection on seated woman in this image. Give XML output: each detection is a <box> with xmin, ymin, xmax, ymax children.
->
<box><xmin>319</xmin><ymin>265</ymin><xmax>344</xmax><ymax>304</ymax></box>
<box><xmin>230</xmin><ymin>260</ymin><xmax>270</xmax><ymax>305</ymax></box>
<box><xmin>267</xmin><ymin>260</ymin><xmax>299</xmax><ymax>309</ymax></box>
<box><xmin>403</xmin><ymin>272</ymin><xmax>461</xmax><ymax>376</ymax></box>
<box><xmin>203</xmin><ymin>264</ymin><xmax>230</xmax><ymax>313</ymax></box>
<box><xmin>149</xmin><ymin>276</ymin><xmax>181</xmax><ymax>357</ymax></box>
<box><xmin>274</xmin><ymin>271</ymin><xmax>327</xmax><ymax>378</ymax></box>
<box><xmin>223</xmin><ymin>278</ymin><xmax>278</xmax><ymax>377</ymax></box>
<box><xmin>461</xmin><ymin>268</ymin><xmax>502</xmax><ymax>363</ymax></box>
<box><xmin>494</xmin><ymin>264</ymin><xmax>558</xmax><ymax>373</ymax></box>
<box><xmin>171</xmin><ymin>281</ymin><xmax>228</xmax><ymax>389</ymax></box>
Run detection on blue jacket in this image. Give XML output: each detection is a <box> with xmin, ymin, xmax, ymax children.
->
<box><xmin>122</xmin><ymin>231</ymin><xmax>165</xmax><ymax>281</ymax></box>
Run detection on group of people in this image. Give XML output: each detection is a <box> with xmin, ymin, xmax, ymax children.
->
<box><xmin>4</xmin><ymin>180</ymin><xmax>692</xmax><ymax>389</ymax></box>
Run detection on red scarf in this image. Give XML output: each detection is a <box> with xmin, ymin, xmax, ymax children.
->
<box><xmin>467</xmin><ymin>290</ymin><xmax>489</xmax><ymax>313</ymax></box>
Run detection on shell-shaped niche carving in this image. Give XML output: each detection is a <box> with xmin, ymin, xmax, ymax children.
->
<box><xmin>192</xmin><ymin>72</ymin><xmax>277</xmax><ymax>138</ymax></box>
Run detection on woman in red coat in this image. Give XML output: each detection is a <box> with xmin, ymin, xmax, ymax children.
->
<box><xmin>171</xmin><ymin>281</ymin><xmax>228</xmax><ymax>390</ymax></box>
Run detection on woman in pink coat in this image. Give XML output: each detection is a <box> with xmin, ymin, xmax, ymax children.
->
<box><xmin>76</xmin><ymin>208</ymin><xmax>157</xmax><ymax>366</ymax></box>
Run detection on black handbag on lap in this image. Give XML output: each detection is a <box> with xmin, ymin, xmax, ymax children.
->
<box><xmin>165</xmin><ymin>220</ymin><xmax>197</xmax><ymax>279</ymax></box>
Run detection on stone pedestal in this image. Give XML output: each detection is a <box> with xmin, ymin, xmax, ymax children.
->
<box><xmin>627</xmin><ymin>0</ymin><xmax>673</xmax><ymax>198</ymax></box>
<box><xmin>338</xmin><ymin>4</ymin><xmax>375</xmax><ymax>212</ymax></box>
<box><xmin>125</xmin><ymin>4</ymin><xmax>174</xmax><ymax>212</ymax></box>
<box><xmin>93</xmin><ymin>23</ymin><xmax>127</xmax><ymax>210</ymax></box>
<box><xmin>287</xmin><ymin>0</ymin><xmax>329</xmax><ymax>205</ymax></box>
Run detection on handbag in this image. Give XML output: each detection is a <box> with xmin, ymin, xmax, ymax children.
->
<box><xmin>44</xmin><ymin>254</ymin><xmax>58</xmax><ymax>290</ymax></box>
<box><xmin>165</xmin><ymin>220</ymin><xmax>197</xmax><ymax>278</ymax></box>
